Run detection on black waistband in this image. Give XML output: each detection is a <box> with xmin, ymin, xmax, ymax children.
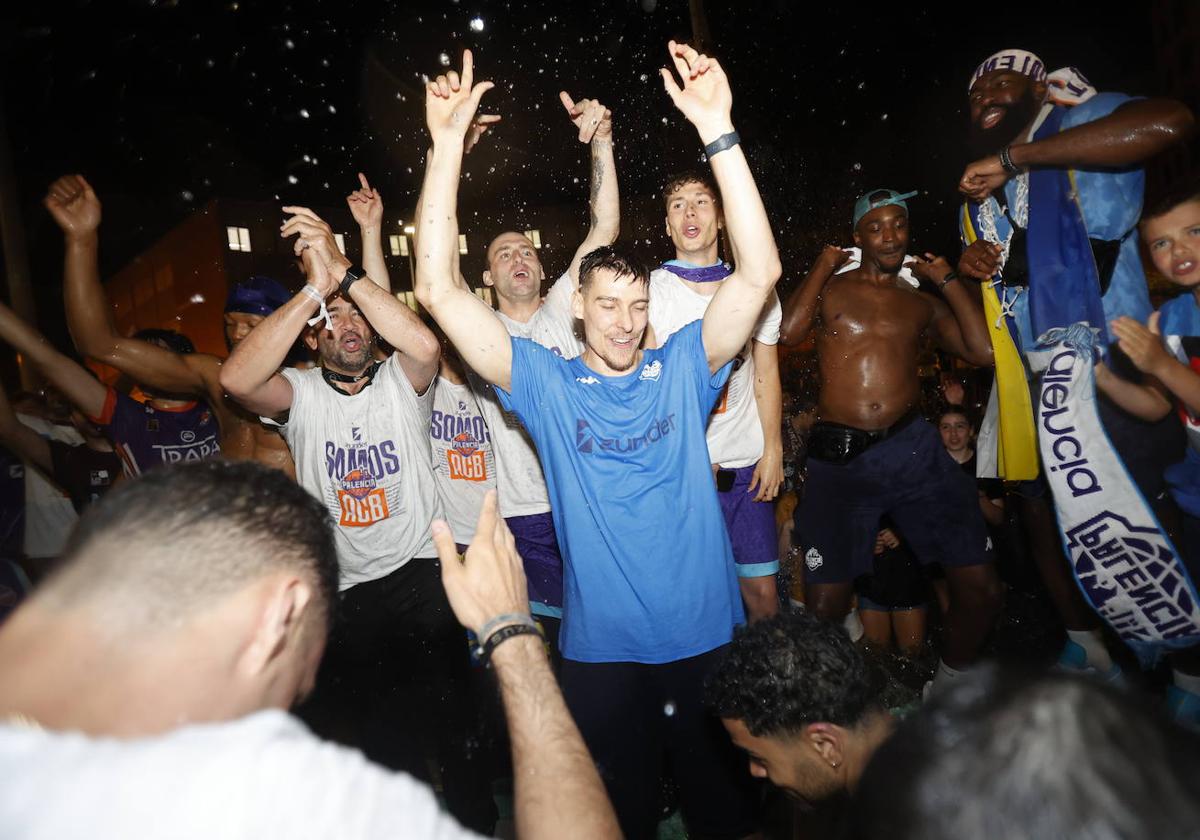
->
<box><xmin>811</xmin><ymin>408</ymin><xmax>920</xmax><ymax>442</ymax></box>
<box><xmin>807</xmin><ymin>409</ymin><xmax>921</xmax><ymax>466</ymax></box>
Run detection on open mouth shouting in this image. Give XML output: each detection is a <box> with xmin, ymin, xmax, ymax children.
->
<box><xmin>979</xmin><ymin>105</ymin><xmax>1007</xmax><ymax>130</ymax></box>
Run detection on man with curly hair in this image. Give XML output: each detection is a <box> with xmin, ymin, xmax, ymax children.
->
<box><xmin>705</xmin><ymin>610</ymin><xmax>895</xmax><ymax>804</ymax></box>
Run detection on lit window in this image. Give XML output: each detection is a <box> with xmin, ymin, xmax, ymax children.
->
<box><xmin>333</xmin><ymin>233</ymin><xmax>346</xmax><ymax>255</ymax></box>
<box><xmin>226</xmin><ymin>226</ymin><xmax>252</xmax><ymax>252</ymax></box>
<box><xmin>458</xmin><ymin>234</ymin><xmax>468</xmax><ymax>255</ymax></box>
<box><xmin>524</xmin><ymin>229</ymin><xmax>542</xmax><ymax>249</ymax></box>
<box><xmin>475</xmin><ymin>287</ymin><xmax>495</xmax><ymax>306</ymax></box>
<box><xmin>396</xmin><ymin>291</ymin><xmax>418</xmax><ymax>312</ymax></box>
<box><xmin>389</xmin><ymin>235</ymin><xmax>403</xmax><ymax>256</ymax></box>
<box><xmin>398</xmin><ymin>236</ymin><xmax>410</xmax><ymax>257</ymax></box>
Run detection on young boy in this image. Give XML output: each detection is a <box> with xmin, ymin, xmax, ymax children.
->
<box><xmin>1094</xmin><ymin>181</ymin><xmax>1200</xmax><ymax>725</ymax></box>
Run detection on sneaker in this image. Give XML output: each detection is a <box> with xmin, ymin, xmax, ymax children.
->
<box><xmin>1055</xmin><ymin>639</ymin><xmax>1125</xmax><ymax>686</ymax></box>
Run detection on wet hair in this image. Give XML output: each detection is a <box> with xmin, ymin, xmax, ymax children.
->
<box><xmin>45</xmin><ymin>461</ymin><xmax>339</xmax><ymax>629</ymax></box>
<box><xmin>578</xmin><ymin>245</ymin><xmax>650</xmax><ymax>291</ymax></box>
<box><xmin>662</xmin><ymin>170</ymin><xmax>721</xmax><ymax>210</ymax></box>
<box><xmin>850</xmin><ymin>666</ymin><xmax>1200</xmax><ymax>840</ymax></box>
<box><xmin>133</xmin><ymin>328</ymin><xmax>195</xmax><ymax>356</ymax></box>
<box><xmin>705</xmin><ymin>610</ymin><xmax>880</xmax><ymax>738</ymax></box>
<box><xmin>1142</xmin><ymin>178</ymin><xmax>1200</xmax><ymax>225</ymax></box>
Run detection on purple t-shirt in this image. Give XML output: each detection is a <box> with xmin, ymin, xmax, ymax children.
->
<box><xmin>90</xmin><ymin>389</ymin><xmax>221</xmax><ymax>476</ymax></box>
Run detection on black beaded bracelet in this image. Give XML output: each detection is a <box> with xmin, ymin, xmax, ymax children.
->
<box><xmin>479</xmin><ymin>622</ymin><xmax>543</xmax><ymax>667</ymax></box>
<box><xmin>704</xmin><ymin>131</ymin><xmax>740</xmax><ymax>159</ymax></box>
<box><xmin>939</xmin><ymin>271</ymin><xmax>960</xmax><ymax>290</ymax></box>
<box><xmin>999</xmin><ymin>145</ymin><xmax>1022</xmax><ymax>176</ymax></box>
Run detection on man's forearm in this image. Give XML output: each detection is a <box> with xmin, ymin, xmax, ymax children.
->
<box><xmin>347</xmin><ymin>278</ymin><xmax>439</xmax><ymax>368</ymax></box>
<box><xmin>414</xmin><ymin>141</ymin><xmax>468</xmax><ymax>310</ymax></box>
<box><xmin>708</xmin><ymin>142</ymin><xmax>780</xmax><ymax>289</ymax></box>
<box><xmin>1011</xmin><ymin>98</ymin><xmax>1194</xmax><ymax>170</ymax></box>
<box><xmin>62</xmin><ymin>233</ymin><xmax>121</xmax><ymax>357</ymax></box>
<box><xmin>587</xmin><ymin>138</ymin><xmax>619</xmax><ymax>244</ymax></box>
<box><xmin>753</xmin><ymin>341</ymin><xmax>783</xmax><ymax>455</ymax></box>
<box><xmin>779</xmin><ymin>262</ymin><xmax>835</xmax><ymax>347</ymax></box>
<box><xmin>491</xmin><ymin>635</ymin><xmax>620</xmax><ymax>839</ymax></box>
<box><xmin>359</xmin><ymin>224</ymin><xmax>392</xmax><ymax>293</ymax></box>
<box><xmin>942</xmin><ymin>280</ymin><xmax>994</xmax><ymax>367</ymax></box>
<box><xmin>221</xmin><ymin>293</ymin><xmax>317</xmax><ymax>395</ymax></box>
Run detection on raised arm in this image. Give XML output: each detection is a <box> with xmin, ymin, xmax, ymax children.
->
<box><xmin>412</xmin><ymin>51</ymin><xmax>515</xmax><ymax>391</ymax></box>
<box><xmin>961</xmin><ymin>98</ymin><xmax>1194</xmax><ymax>202</ymax></box>
<box><xmin>346</xmin><ymin>173</ymin><xmax>391</xmax><ymax>293</ymax></box>
<box><xmin>659</xmin><ymin>42</ymin><xmax>782</xmax><ymax>373</ymax></box>
<box><xmin>1096</xmin><ymin>314</ymin><xmax>1187</xmax><ymax>421</ymax></box>
<box><xmin>220</xmin><ymin>249</ymin><xmax>336</xmax><ymax>418</ymax></box>
<box><xmin>907</xmin><ymin>254</ymin><xmax>994</xmax><ymax>368</ymax></box>
<box><xmin>559</xmin><ymin>92</ymin><xmax>620</xmax><ymax>284</ymax></box>
<box><xmin>44</xmin><ymin>175</ymin><xmax>215</xmax><ymax>398</ymax></box>
<box><xmin>0</xmin><ymin>385</ymin><xmax>52</xmax><ymax>476</ymax></box>
<box><xmin>0</xmin><ymin>300</ymin><xmax>107</xmax><ymax>421</ymax></box>
<box><xmin>281</xmin><ymin>207</ymin><xmax>440</xmax><ymax>392</ymax></box>
<box><xmin>779</xmin><ymin>246</ymin><xmax>850</xmax><ymax>347</ymax></box>
<box><xmin>433</xmin><ymin>491</ymin><xmax>620</xmax><ymax>840</ymax></box>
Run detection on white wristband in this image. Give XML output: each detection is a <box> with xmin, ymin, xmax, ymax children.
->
<box><xmin>300</xmin><ymin>285</ymin><xmax>333</xmax><ymax>330</ymax></box>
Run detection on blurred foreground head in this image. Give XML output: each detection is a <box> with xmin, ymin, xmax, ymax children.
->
<box><xmin>0</xmin><ymin>460</ymin><xmax>339</xmax><ymax>734</ymax></box>
<box><xmin>851</xmin><ymin>666</ymin><xmax>1200</xmax><ymax>840</ymax></box>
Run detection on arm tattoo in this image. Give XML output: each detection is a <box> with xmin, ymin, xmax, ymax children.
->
<box><xmin>588</xmin><ymin>153</ymin><xmax>605</xmax><ymax>230</ymax></box>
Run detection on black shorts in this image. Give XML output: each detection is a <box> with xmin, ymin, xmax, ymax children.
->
<box><xmin>795</xmin><ymin>418</ymin><xmax>992</xmax><ymax>585</ymax></box>
<box><xmin>560</xmin><ymin>648</ymin><xmax>760</xmax><ymax>840</ymax></box>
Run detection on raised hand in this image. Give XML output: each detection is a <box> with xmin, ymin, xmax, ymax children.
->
<box><xmin>346</xmin><ymin>173</ymin><xmax>383</xmax><ymax>229</ymax></box>
<box><xmin>817</xmin><ymin>245</ymin><xmax>853</xmax><ymax>273</ymax></box>
<box><xmin>433</xmin><ymin>489</ymin><xmax>530</xmax><ymax>638</ymax></box>
<box><xmin>1111</xmin><ymin>313</ymin><xmax>1172</xmax><ymax>377</ymax></box>
<box><xmin>942</xmin><ymin>376</ymin><xmax>966</xmax><ymax>407</ymax></box>
<box><xmin>905</xmin><ymin>252</ymin><xmax>955</xmax><ymax>285</ymax></box>
<box><xmin>959</xmin><ymin>155</ymin><xmax>1009</xmax><ymax>202</ymax></box>
<box><xmin>958</xmin><ymin>240</ymin><xmax>1003</xmax><ymax>281</ymax></box>
<box><xmin>44</xmin><ymin>175</ymin><xmax>101</xmax><ymax>240</ymax></box>
<box><xmin>559</xmin><ymin>92</ymin><xmax>612</xmax><ymax>144</ymax></box>
<box><xmin>279</xmin><ymin>206</ymin><xmax>346</xmax><ymax>297</ymax></box>
<box><xmin>425</xmin><ymin>49</ymin><xmax>497</xmax><ymax>147</ymax></box>
<box><xmin>659</xmin><ymin>40</ymin><xmax>734</xmax><ymax>142</ymax></box>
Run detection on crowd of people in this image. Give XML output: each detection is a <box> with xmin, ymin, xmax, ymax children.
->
<box><xmin>2</xmin><ymin>40</ymin><xmax>1200</xmax><ymax>839</ymax></box>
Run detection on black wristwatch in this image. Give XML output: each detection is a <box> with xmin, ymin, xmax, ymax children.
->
<box><xmin>338</xmin><ymin>264</ymin><xmax>366</xmax><ymax>298</ymax></box>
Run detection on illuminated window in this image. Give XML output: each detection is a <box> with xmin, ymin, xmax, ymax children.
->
<box><xmin>524</xmin><ymin>229</ymin><xmax>542</xmax><ymax>249</ymax></box>
<box><xmin>458</xmin><ymin>234</ymin><xmax>469</xmax><ymax>255</ymax></box>
<box><xmin>389</xmin><ymin>235</ymin><xmax>403</xmax><ymax>256</ymax></box>
<box><xmin>333</xmin><ymin>233</ymin><xmax>347</xmax><ymax>255</ymax></box>
<box><xmin>474</xmin><ymin>287</ymin><xmax>495</xmax><ymax>306</ymax></box>
<box><xmin>226</xmin><ymin>226</ymin><xmax>251</xmax><ymax>252</ymax></box>
<box><xmin>395</xmin><ymin>291</ymin><xmax>418</xmax><ymax>312</ymax></box>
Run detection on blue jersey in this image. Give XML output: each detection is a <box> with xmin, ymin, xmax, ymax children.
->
<box><xmin>496</xmin><ymin>320</ymin><xmax>742</xmax><ymax>663</ymax></box>
<box><xmin>1157</xmin><ymin>293</ymin><xmax>1200</xmax><ymax>516</ymax></box>
<box><xmin>91</xmin><ymin>389</ymin><xmax>222</xmax><ymax>477</ymax></box>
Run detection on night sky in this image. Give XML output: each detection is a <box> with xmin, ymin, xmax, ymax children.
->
<box><xmin>1</xmin><ymin>0</ymin><xmax>1160</xmax><ymax>348</ymax></box>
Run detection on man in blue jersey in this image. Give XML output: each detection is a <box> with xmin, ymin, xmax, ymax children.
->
<box><xmin>414</xmin><ymin>45</ymin><xmax>782</xmax><ymax>839</ymax></box>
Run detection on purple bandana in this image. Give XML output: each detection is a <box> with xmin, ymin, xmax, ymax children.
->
<box><xmin>660</xmin><ymin>260</ymin><xmax>733</xmax><ymax>284</ymax></box>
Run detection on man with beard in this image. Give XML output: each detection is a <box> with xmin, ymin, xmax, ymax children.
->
<box><xmin>45</xmin><ymin>175</ymin><xmax>376</xmax><ymax>479</ymax></box>
<box><xmin>779</xmin><ymin>190</ymin><xmax>999</xmax><ymax>693</ymax></box>
<box><xmin>956</xmin><ymin>49</ymin><xmax>1195</xmax><ymax>677</ymax></box>
<box><xmin>219</xmin><ymin>213</ymin><xmax>497</xmax><ymax>833</ymax></box>
<box><xmin>414</xmin><ymin>46</ymin><xmax>781</xmax><ymax>839</ymax></box>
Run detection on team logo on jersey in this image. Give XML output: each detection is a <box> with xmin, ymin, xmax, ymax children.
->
<box><xmin>351</xmin><ymin>427</ymin><xmax>363</xmax><ymax>442</ymax></box>
<box><xmin>805</xmin><ymin>548</ymin><xmax>823</xmax><ymax>571</ymax></box>
<box><xmin>180</xmin><ymin>430</ymin><xmax>196</xmax><ymax>443</ymax></box>
<box><xmin>638</xmin><ymin>360</ymin><xmax>662</xmax><ymax>381</ymax></box>
<box><xmin>337</xmin><ymin>467</ymin><xmax>390</xmax><ymax>527</ymax></box>
<box><xmin>447</xmin><ymin>431</ymin><xmax>489</xmax><ymax>481</ymax></box>
<box><xmin>576</xmin><ymin>375</ymin><xmax>599</xmax><ymax>385</ymax></box>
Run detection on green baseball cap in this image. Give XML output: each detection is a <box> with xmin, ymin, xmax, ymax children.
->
<box><xmin>853</xmin><ymin>188</ymin><xmax>919</xmax><ymax>228</ymax></box>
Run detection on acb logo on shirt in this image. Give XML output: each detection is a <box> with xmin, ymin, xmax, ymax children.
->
<box><xmin>447</xmin><ymin>432</ymin><xmax>488</xmax><ymax>482</ymax></box>
<box><xmin>337</xmin><ymin>468</ymin><xmax>390</xmax><ymax>527</ymax></box>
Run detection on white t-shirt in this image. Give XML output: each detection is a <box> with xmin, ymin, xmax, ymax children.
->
<box><xmin>18</xmin><ymin>415</ymin><xmax>81</xmax><ymax>559</ymax></box>
<box><xmin>430</xmin><ymin>375</ymin><xmax>496</xmax><ymax>543</ymax></box>
<box><xmin>278</xmin><ymin>356</ymin><xmax>442</xmax><ymax>590</ymax></box>
<box><xmin>0</xmin><ymin>710</ymin><xmax>484</xmax><ymax>840</ymax></box>
<box><xmin>648</xmin><ymin>268</ymin><xmax>782</xmax><ymax>469</ymax></box>
<box><xmin>485</xmin><ymin>271</ymin><xmax>584</xmax><ymax>518</ymax></box>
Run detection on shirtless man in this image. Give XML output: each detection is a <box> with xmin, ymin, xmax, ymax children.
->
<box><xmin>779</xmin><ymin>188</ymin><xmax>1002</xmax><ymax>691</ymax></box>
<box><xmin>45</xmin><ymin>175</ymin><xmax>383</xmax><ymax>478</ymax></box>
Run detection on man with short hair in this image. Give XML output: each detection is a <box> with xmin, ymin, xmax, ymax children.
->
<box><xmin>45</xmin><ymin>175</ymin><xmax>307</xmax><ymax>477</ymax></box>
<box><xmin>705</xmin><ymin>610</ymin><xmax>894</xmax><ymax>803</ymax></box>
<box><xmin>651</xmin><ymin>168</ymin><xmax>784</xmax><ymax>620</ymax></box>
<box><xmin>779</xmin><ymin>188</ymin><xmax>1000</xmax><ymax>693</ymax></box>
<box><xmin>851</xmin><ymin>667</ymin><xmax>1200</xmax><ymax>840</ymax></box>
<box><xmin>468</xmin><ymin>89</ymin><xmax>620</xmax><ymax>637</ymax></box>
<box><xmin>219</xmin><ymin>214</ymin><xmax>494</xmax><ymax>830</ymax></box>
<box><xmin>0</xmin><ymin>461</ymin><xmax>621</xmax><ymax>839</ymax></box>
<box><xmin>415</xmin><ymin>45</ymin><xmax>782</xmax><ymax>839</ymax></box>
<box><xmin>956</xmin><ymin>49</ymin><xmax>1197</xmax><ymax>674</ymax></box>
